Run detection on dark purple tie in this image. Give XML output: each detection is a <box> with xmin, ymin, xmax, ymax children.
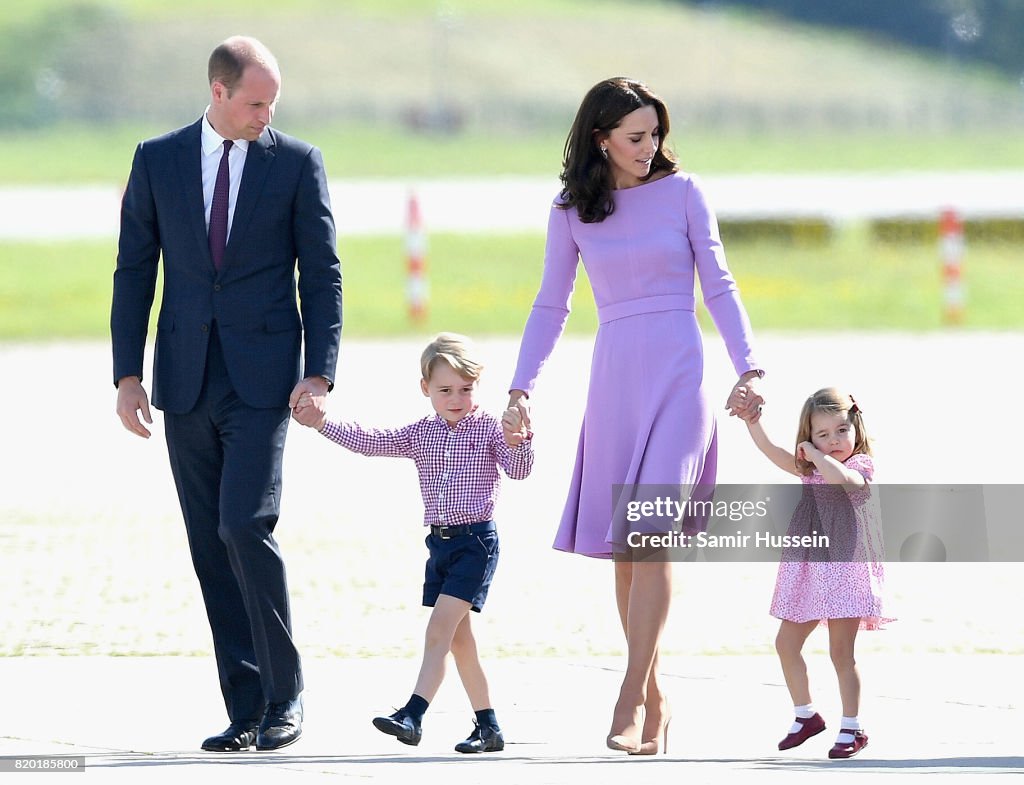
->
<box><xmin>209</xmin><ymin>139</ymin><xmax>232</xmax><ymax>270</ymax></box>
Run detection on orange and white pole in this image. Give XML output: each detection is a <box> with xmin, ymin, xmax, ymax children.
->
<box><xmin>406</xmin><ymin>191</ymin><xmax>428</xmax><ymax>323</ymax></box>
<box><xmin>939</xmin><ymin>207</ymin><xmax>964</xmax><ymax>325</ymax></box>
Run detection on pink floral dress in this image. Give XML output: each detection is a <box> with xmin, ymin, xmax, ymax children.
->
<box><xmin>770</xmin><ymin>453</ymin><xmax>893</xmax><ymax>629</ymax></box>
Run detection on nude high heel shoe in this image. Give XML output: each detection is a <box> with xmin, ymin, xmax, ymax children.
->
<box><xmin>606</xmin><ymin>704</ymin><xmax>643</xmax><ymax>753</ymax></box>
<box><xmin>606</xmin><ymin>733</ymin><xmax>642</xmax><ymax>753</ymax></box>
<box><xmin>630</xmin><ymin>701</ymin><xmax>672</xmax><ymax>756</ymax></box>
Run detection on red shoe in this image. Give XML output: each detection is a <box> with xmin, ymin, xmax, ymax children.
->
<box><xmin>778</xmin><ymin>713</ymin><xmax>826</xmax><ymax>750</ymax></box>
<box><xmin>829</xmin><ymin>730</ymin><xmax>868</xmax><ymax>759</ymax></box>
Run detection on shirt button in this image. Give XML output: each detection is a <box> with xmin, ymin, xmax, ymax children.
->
<box><xmin>201</xmin><ymin>324</ymin><xmax>209</xmax><ymax>332</ymax></box>
<box><xmin>214</xmin><ymin>283</ymin><xmax>222</xmax><ymax>292</ymax></box>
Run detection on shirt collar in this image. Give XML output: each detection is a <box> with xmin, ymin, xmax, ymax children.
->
<box><xmin>201</xmin><ymin>109</ymin><xmax>251</xmax><ymax>156</ymax></box>
<box><xmin>433</xmin><ymin>405</ymin><xmax>482</xmax><ymax>431</ymax></box>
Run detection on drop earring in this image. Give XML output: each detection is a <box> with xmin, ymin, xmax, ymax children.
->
<box><xmin>600</xmin><ymin>145</ymin><xmax>608</xmax><ymax>160</ymax></box>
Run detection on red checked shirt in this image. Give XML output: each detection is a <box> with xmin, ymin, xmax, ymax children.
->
<box><xmin>319</xmin><ymin>407</ymin><xmax>534</xmax><ymax>527</ymax></box>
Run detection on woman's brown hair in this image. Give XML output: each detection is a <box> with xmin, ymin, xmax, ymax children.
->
<box><xmin>558</xmin><ymin>77</ymin><xmax>678</xmax><ymax>224</ymax></box>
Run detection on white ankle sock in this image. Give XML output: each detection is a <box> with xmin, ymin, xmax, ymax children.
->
<box><xmin>836</xmin><ymin>715</ymin><xmax>861</xmax><ymax>744</ymax></box>
<box><xmin>788</xmin><ymin>704</ymin><xmax>816</xmax><ymax>734</ymax></box>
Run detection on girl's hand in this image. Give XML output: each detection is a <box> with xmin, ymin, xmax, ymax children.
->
<box><xmin>796</xmin><ymin>441</ymin><xmax>821</xmax><ymax>463</ymax></box>
<box><xmin>726</xmin><ymin>374</ymin><xmax>764</xmax><ymax>423</ymax></box>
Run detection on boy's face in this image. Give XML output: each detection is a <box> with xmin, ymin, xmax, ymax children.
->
<box><xmin>421</xmin><ymin>362</ymin><xmax>478</xmax><ymax>428</ymax></box>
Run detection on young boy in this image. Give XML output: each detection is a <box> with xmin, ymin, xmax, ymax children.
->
<box><xmin>292</xmin><ymin>333</ymin><xmax>533</xmax><ymax>753</ymax></box>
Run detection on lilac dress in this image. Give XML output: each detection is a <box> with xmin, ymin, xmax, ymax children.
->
<box><xmin>510</xmin><ymin>172</ymin><xmax>760</xmax><ymax>558</ymax></box>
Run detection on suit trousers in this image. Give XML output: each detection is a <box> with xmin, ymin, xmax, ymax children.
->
<box><xmin>164</xmin><ymin>324</ymin><xmax>302</xmax><ymax>721</ymax></box>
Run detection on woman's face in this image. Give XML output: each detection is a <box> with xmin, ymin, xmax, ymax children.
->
<box><xmin>598</xmin><ymin>105</ymin><xmax>660</xmax><ymax>189</ymax></box>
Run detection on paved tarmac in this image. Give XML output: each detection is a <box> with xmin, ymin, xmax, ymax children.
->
<box><xmin>1</xmin><ymin>654</ymin><xmax>1019</xmax><ymax>783</ymax></box>
<box><xmin>2</xmin><ymin>336</ymin><xmax>1022</xmax><ymax>782</ymax></box>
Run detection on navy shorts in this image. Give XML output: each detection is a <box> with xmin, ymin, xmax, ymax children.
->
<box><xmin>422</xmin><ymin>521</ymin><xmax>500</xmax><ymax>613</ymax></box>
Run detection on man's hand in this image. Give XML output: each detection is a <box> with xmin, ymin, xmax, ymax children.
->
<box><xmin>289</xmin><ymin>376</ymin><xmax>329</xmax><ymax>407</ymax></box>
<box><xmin>288</xmin><ymin>376</ymin><xmax>327</xmax><ymax>425</ymax></box>
<box><xmin>290</xmin><ymin>377</ymin><xmax>329</xmax><ymax>429</ymax></box>
<box><xmin>116</xmin><ymin>376</ymin><xmax>153</xmax><ymax>439</ymax></box>
<box><xmin>292</xmin><ymin>391</ymin><xmax>327</xmax><ymax>430</ymax></box>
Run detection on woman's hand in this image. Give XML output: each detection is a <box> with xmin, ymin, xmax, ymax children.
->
<box><xmin>726</xmin><ymin>372</ymin><xmax>764</xmax><ymax>423</ymax></box>
<box><xmin>507</xmin><ymin>389</ymin><xmax>531</xmax><ymax>433</ymax></box>
<box><xmin>502</xmin><ymin>403</ymin><xmax>530</xmax><ymax>446</ymax></box>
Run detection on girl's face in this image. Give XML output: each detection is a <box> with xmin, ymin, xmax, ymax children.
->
<box><xmin>809</xmin><ymin>410</ymin><xmax>857</xmax><ymax>463</ymax></box>
<box><xmin>599</xmin><ymin>105</ymin><xmax>660</xmax><ymax>189</ymax></box>
<box><xmin>421</xmin><ymin>362</ymin><xmax>478</xmax><ymax>428</ymax></box>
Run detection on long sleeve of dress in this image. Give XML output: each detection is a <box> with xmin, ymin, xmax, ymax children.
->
<box><xmin>685</xmin><ymin>176</ymin><xmax>762</xmax><ymax>377</ymax></box>
<box><xmin>509</xmin><ymin>203</ymin><xmax>581</xmax><ymax>395</ymax></box>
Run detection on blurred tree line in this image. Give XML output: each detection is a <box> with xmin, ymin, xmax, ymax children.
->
<box><xmin>692</xmin><ymin>0</ymin><xmax>1024</xmax><ymax>76</ymax></box>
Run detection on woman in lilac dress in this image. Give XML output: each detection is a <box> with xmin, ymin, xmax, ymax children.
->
<box><xmin>507</xmin><ymin>78</ymin><xmax>764</xmax><ymax>754</ymax></box>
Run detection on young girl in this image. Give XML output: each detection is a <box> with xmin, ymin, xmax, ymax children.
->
<box><xmin>745</xmin><ymin>387</ymin><xmax>890</xmax><ymax>760</ymax></box>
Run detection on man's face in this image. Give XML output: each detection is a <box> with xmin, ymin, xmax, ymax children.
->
<box><xmin>208</xmin><ymin>64</ymin><xmax>280</xmax><ymax>141</ymax></box>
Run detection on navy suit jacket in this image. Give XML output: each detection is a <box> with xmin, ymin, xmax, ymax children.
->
<box><xmin>112</xmin><ymin>118</ymin><xmax>343</xmax><ymax>413</ymax></box>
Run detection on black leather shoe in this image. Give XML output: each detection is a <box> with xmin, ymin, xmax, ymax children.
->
<box><xmin>372</xmin><ymin>709</ymin><xmax>422</xmax><ymax>746</ymax></box>
<box><xmin>201</xmin><ymin>720</ymin><xmax>260</xmax><ymax>752</ymax></box>
<box><xmin>256</xmin><ymin>696</ymin><xmax>303</xmax><ymax>751</ymax></box>
<box><xmin>454</xmin><ymin>721</ymin><xmax>505</xmax><ymax>753</ymax></box>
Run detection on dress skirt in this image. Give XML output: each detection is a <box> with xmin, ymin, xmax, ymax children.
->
<box><xmin>553</xmin><ymin>303</ymin><xmax>717</xmax><ymax>558</ymax></box>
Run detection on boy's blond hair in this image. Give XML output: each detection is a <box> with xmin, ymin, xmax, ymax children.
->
<box><xmin>420</xmin><ymin>332</ymin><xmax>484</xmax><ymax>381</ymax></box>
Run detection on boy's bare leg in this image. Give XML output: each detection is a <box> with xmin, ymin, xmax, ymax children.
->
<box><xmin>450</xmin><ymin>613</ymin><xmax>491</xmax><ymax>711</ymax></box>
<box><xmin>412</xmin><ymin>594</ymin><xmax>473</xmax><ymax>702</ymax></box>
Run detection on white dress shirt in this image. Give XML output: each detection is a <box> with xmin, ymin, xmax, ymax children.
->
<box><xmin>201</xmin><ymin>110</ymin><xmax>250</xmax><ymax>241</ymax></box>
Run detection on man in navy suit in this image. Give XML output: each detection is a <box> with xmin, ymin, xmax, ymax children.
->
<box><xmin>111</xmin><ymin>36</ymin><xmax>342</xmax><ymax>752</ymax></box>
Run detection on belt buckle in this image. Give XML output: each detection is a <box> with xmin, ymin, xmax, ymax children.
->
<box><xmin>438</xmin><ymin>526</ymin><xmax>452</xmax><ymax>540</ymax></box>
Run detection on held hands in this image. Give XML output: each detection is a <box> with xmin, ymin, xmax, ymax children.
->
<box><xmin>726</xmin><ymin>372</ymin><xmax>765</xmax><ymax>424</ymax></box>
<box><xmin>502</xmin><ymin>398</ymin><xmax>531</xmax><ymax>447</ymax></box>
<box><xmin>506</xmin><ymin>390</ymin><xmax>531</xmax><ymax>430</ymax></box>
<box><xmin>116</xmin><ymin>376</ymin><xmax>153</xmax><ymax>439</ymax></box>
<box><xmin>292</xmin><ymin>391</ymin><xmax>328</xmax><ymax>430</ymax></box>
<box><xmin>289</xmin><ymin>376</ymin><xmax>329</xmax><ymax>430</ymax></box>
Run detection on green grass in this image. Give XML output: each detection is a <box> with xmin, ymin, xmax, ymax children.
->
<box><xmin>3</xmin><ymin>125</ymin><xmax>1024</xmax><ymax>184</ymax></box>
<box><xmin>725</xmin><ymin>225</ymin><xmax>1023</xmax><ymax>331</ymax></box>
<box><xmin>4</xmin><ymin>0</ymin><xmax>1024</xmax><ymax>181</ymax></box>
<box><xmin>2</xmin><ymin>228</ymin><xmax>1020</xmax><ymax>341</ymax></box>
<box><xmin>1</xmin><ymin>0</ymin><xmax>599</xmax><ymax>26</ymax></box>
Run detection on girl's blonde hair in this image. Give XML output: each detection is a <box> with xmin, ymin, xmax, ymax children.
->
<box><xmin>420</xmin><ymin>332</ymin><xmax>484</xmax><ymax>382</ymax></box>
<box><xmin>795</xmin><ymin>387</ymin><xmax>871</xmax><ymax>476</ymax></box>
